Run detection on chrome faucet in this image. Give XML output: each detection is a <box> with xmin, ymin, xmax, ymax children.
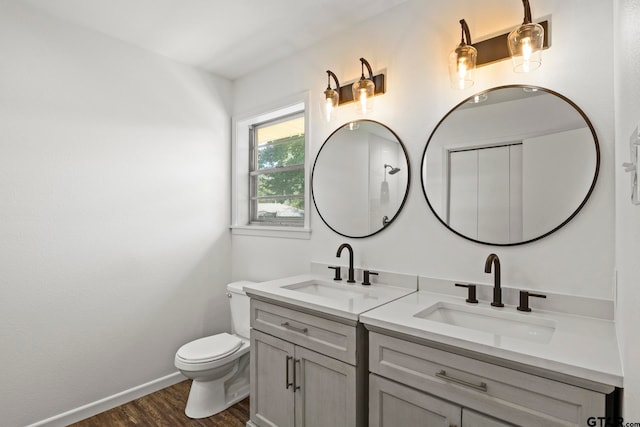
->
<box><xmin>336</xmin><ymin>243</ymin><xmax>356</xmax><ymax>283</ymax></box>
<box><xmin>484</xmin><ymin>253</ymin><xmax>504</xmax><ymax>307</ymax></box>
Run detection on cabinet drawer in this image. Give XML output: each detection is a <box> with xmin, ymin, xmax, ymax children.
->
<box><xmin>369</xmin><ymin>332</ymin><xmax>605</xmax><ymax>427</ymax></box>
<box><xmin>251</xmin><ymin>299</ymin><xmax>357</xmax><ymax>364</ymax></box>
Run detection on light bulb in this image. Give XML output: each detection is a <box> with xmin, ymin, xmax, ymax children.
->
<box><xmin>458</xmin><ymin>59</ymin><xmax>467</xmax><ymax>90</ymax></box>
<box><xmin>521</xmin><ymin>37</ymin><xmax>532</xmax><ymax>72</ymax></box>
<box><xmin>322</xmin><ymin>86</ymin><xmax>339</xmax><ymax>122</ymax></box>
<box><xmin>458</xmin><ymin>58</ymin><xmax>467</xmax><ymax>79</ymax></box>
<box><xmin>325</xmin><ymin>97</ymin><xmax>334</xmax><ymax>122</ymax></box>
<box><xmin>522</xmin><ymin>37</ymin><xmax>532</xmax><ymax>60</ymax></box>
<box><xmin>359</xmin><ymin>88</ymin><xmax>368</xmax><ymax>114</ymax></box>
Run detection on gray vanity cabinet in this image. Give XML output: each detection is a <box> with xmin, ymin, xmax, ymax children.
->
<box><xmin>251</xmin><ymin>330</ymin><xmax>357</xmax><ymax>427</ymax></box>
<box><xmin>370</xmin><ymin>374</ymin><xmax>461</xmax><ymax>426</ymax></box>
<box><xmin>370</xmin><ymin>375</ymin><xmax>513</xmax><ymax>427</ymax></box>
<box><xmin>368</xmin><ymin>331</ymin><xmax>609</xmax><ymax>427</ymax></box>
<box><xmin>293</xmin><ymin>345</ymin><xmax>357</xmax><ymax>427</ymax></box>
<box><xmin>249</xmin><ymin>299</ymin><xmax>364</xmax><ymax>427</ymax></box>
<box><xmin>251</xmin><ymin>330</ymin><xmax>295</xmax><ymax>427</ymax></box>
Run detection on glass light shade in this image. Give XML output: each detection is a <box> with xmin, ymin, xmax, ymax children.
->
<box><xmin>352</xmin><ymin>78</ymin><xmax>375</xmax><ymax>115</ymax></box>
<box><xmin>507</xmin><ymin>22</ymin><xmax>544</xmax><ymax>72</ymax></box>
<box><xmin>323</xmin><ymin>88</ymin><xmax>339</xmax><ymax>122</ymax></box>
<box><xmin>449</xmin><ymin>44</ymin><xmax>477</xmax><ymax>90</ymax></box>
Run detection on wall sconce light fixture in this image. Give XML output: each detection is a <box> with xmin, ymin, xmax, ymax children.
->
<box><xmin>507</xmin><ymin>0</ymin><xmax>545</xmax><ymax>72</ymax></box>
<box><xmin>323</xmin><ymin>70</ymin><xmax>340</xmax><ymax>122</ymax></box>
<box><xmin>449</xmin><ymin>19</ymin><xmax>477</xmax><ymax>89</ymax></box>
<box><xmin>321</xmin><ymin>58</ymin><xmax>385</xmax><ymax>120</ymax></box>
<box><xmin>353</xmin><ymin>58</ymin><xmax>376</xmax><ymax>114</ymax></box>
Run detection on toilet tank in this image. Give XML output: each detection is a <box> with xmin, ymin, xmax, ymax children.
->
<box><xmin>227</xmin><ymin>281</ymin><xmax>254</xmax><ymax>339</ymax></box>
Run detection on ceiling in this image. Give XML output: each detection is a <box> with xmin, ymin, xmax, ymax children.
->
<box><xmin>24</xmin><ymin>0</ymin><xmax>411</xmax><ymax>80</ymax></box>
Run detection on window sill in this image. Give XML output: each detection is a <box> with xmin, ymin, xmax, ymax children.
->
<box><xmin>230</xmin><ymin>225</ymin><xmax>311</xmax><ymax>240</ymax></box>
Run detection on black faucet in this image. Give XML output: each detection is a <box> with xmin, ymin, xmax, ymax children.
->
<box><xmin>336</xmin><ymin>243</ymin><xmax>356</xmax><ymax>283</ymax></box>
<box><xmin>484</xmin><ymin>253</ymin><xmax>504</xmax><ymax>307</ymax></box>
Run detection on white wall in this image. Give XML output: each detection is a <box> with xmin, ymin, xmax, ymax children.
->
<box><xmin>0</xmin><ymin>3</ymin><xmax>232</xmax><ymax>426</ymax></box>
<box><xmin>614</xmin><ymin>0</ymin><xmax>640</xmax><ymax>418</ymax></box>
<box><xmin>232</xmin><ymin>0</ymin><xmax>614</xmax><ymax>300</ymax></box>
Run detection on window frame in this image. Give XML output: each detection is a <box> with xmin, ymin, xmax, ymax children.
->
<box><xmin>231</xmin><ymin>92</ymin><xmax>311</xmax><ymax>239</ymax></box>
<box><xmin>249</xmin><ymin>111</ymin><xmax>305</xmax><ymax>226</ymax></box>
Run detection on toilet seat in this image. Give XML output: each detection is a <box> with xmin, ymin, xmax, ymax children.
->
<box><xmin>176</xmin><ymin>333</ymin><xmax>242</xmax><ymax>364</ymax></box>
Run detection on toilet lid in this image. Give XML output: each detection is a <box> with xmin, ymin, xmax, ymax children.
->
<box><xmin>176</xmin><ymin>333</ymin><xmax>243</xmax><ymax>363</ymax></box>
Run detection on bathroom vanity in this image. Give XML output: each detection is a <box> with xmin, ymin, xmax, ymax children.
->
<box><xmin>366</xmin><ymin>332</ymin><xmax>609</xmax><ymax>427</ymax></box>
<box><xmin>249</xmin><ymin>300</ymin><xmax>363</xmax><ymax>427</ymax></box>
<box><xmin>244</xmin><ymin>270</ymin><xmax>621</xmax><ymax>427</ymax></box>
<box><xmin>243</xmin><ymin>266</ymin><xmax>417</xmax><ymax>427</ymax></box>
<box><xmin>360</xmin><ymin>278</ymin><xmax>622</xmax><ymax>427</ymax></box>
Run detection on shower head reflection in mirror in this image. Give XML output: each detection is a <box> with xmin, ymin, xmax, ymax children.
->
<box><xmin>421</xmin><ymin>85</ymin><xmax>599</xmax><ymax>246</ymax></box>
<box><xmin>385</xmin><ymin>164</ymin><xmax>401</xmax><ymax>175</ymax></box>
<box><xmin>381</xmin><ymin>164</ymin><xmax>401</xmax><ymax>203</ymax></box>
<box><xmin>312</xmin><ymin>120</ymin><xmax>410</xmax><ymax>238</ymax></box>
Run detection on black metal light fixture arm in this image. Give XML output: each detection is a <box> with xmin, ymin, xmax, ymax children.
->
<box><xmin>522</xmin><ymin>0</ymin><xmax>533</xmax><ymax>24</ymax></box>
<box><xmin>359</xmin><ymin>58</ymin><xmax>374</xmax><ymax>80</ymax></box>
<box><xmin>326</xmin><ymin>70</ymin><xmax>340</xmax><ymax>91</ymax></box>
<box><xmin>460</xmin><ymin>19</ymin><xmax>472</xmax><ymax>45</ymax></box>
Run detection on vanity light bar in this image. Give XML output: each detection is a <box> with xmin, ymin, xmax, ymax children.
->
<box><xmin>325</xmin><ymin>58</ymin><xmax>385</xmax><ymax>107</ymax></box>
<box><xmin>323</xmin><ymin>58</ymin><xmax>385</xmax><ymax>121</ymax></box>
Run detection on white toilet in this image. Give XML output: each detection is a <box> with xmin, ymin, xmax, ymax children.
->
<box><xmin>174</xmin><ymin>281</ymin><xmax>253</xmax><ymax>419</ymax></box>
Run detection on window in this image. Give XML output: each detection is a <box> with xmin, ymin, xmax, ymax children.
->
<box><xmin>231</xmin><ymin>93</ymin><xmax>310</xmax><ymax>238</ymax></box>
<box><xmin>250</xmin><ymin>112</ymin><xmax>305</xmax><ymax>226</ymax></box>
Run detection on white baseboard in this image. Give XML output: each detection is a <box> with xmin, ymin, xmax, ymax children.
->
<box><xmin>26</xmin><ymin>371</ymin><xmax>185</xmax><ymax>427</ymax></box>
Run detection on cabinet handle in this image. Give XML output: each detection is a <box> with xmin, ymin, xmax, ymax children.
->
<box><xmin>281</xmin><ymin>322</ymin><xmax>308</xmax><ymax>334</ymax></box>
<box><xmin>285</xmin><ymin>356</ymin><xmax>293</xmax><ymax>389</ymax></box>
<box><xmin>436</xmin><ymin>370</ymin><xmax>487</xmax><ymax>392</ymax></box>
<box><xmin>293</xmin><ymin>358</ymin><xmax>301</xmax><ymax>391</ymax></box>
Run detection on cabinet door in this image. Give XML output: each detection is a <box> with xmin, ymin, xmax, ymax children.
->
<box><xmin>462</xmin><ymin>408</ymin><xmax>515</xmax><ymax>427</ymax></box>
<box><xmin>294</xmin><ymin>345</ymin><xmax>357</xmax><ymax>427</ymax></box>
<box><xmin>251</xmin><ymin>330</ymin><xmax>295</xmax><ymax>427</ymax></box>
<box><xmin>370</xmin><ymin>374</ymin><xmax>462</xmax><ymax>427</ymax></box>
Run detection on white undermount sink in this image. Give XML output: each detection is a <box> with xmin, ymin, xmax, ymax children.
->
<box><xmin>283</xmin><ymin>281</ymin><xmax>379</xmax><ymax>300</ymax></box>
<box><xmin>414</xmin><ymin>301</ymin><xmax>556</xmax><ymax>344</ymax></box>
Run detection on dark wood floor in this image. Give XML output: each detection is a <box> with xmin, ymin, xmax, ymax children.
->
<box><xmin>69</xmin><ymin>380</ymin><xmax>249</xmax><ymax>427</ymax></box>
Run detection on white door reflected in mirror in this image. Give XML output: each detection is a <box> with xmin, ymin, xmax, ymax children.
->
<box><xmin>422</xmin><ymin>86</ymin><xmax>599</xmax><ymax>246</ymax></box>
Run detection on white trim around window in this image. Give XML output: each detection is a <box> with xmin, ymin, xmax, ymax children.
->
<box><xmin>231</xmin><ymin>92</ymin><xmax>311</xmax><ymax>239</ymax></box>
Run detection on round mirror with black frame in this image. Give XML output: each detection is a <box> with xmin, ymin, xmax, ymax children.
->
<box><xmin>312</xmin><ymin>120</ymin><xmax>410</xmax><ymax>238</ymax></box>
<box><xmin>421</xmin><ymin>85</ymin><xmax>600</xmax><ymax>246</ymax></box>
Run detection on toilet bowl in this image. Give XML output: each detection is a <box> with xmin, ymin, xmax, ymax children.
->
<box><xmin>174</xmin><ymin>281</ymin><xmax>253</xmax><ymax>419</ymax></box>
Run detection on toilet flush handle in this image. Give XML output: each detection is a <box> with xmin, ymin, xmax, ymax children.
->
<box><xmin>226</xmin><ymin>292</ymin><xmax>232</xmax><ymax>298</ymax></box>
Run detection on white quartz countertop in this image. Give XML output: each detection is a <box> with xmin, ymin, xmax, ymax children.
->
<box><xmin>360</xmin><ymin>291</ymin><xmax>623</xmax><ymax>388</ymax></box>
<box><xmin>243</xmin><ymin>274</ymin><xmax>415</xmax><ymax>322</ymax></box>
